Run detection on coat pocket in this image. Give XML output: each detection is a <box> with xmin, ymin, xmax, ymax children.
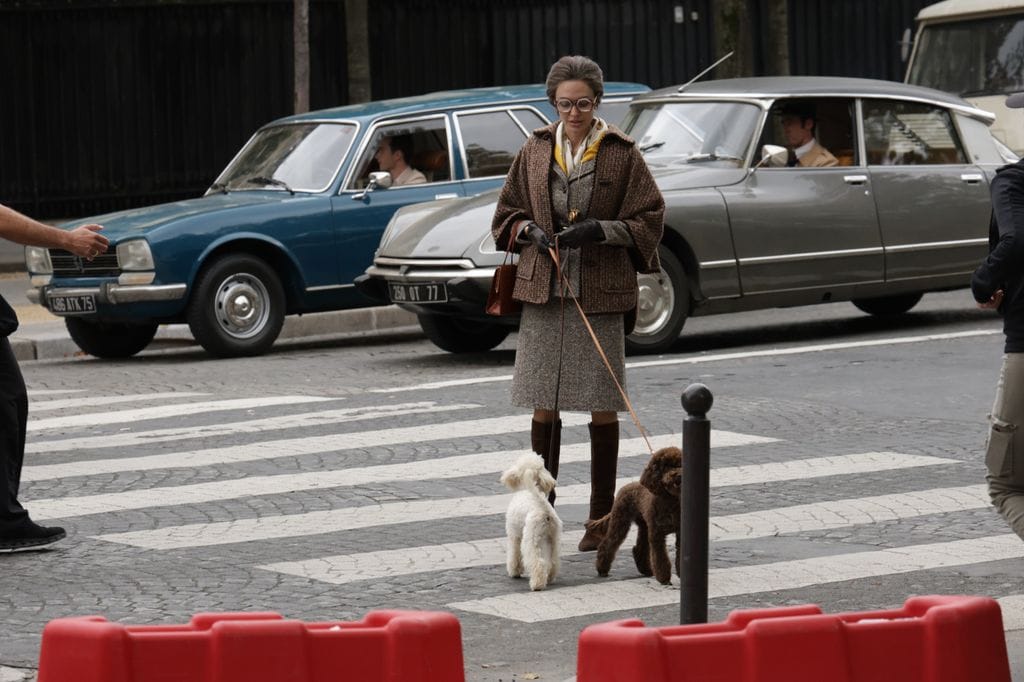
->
<box><xmin>986</xmin><ymin>417</ymin><xmax>1016</xmax><ymax>479</ymax></box>
<box><xmin>602</xmin><ymin>249</ymin><xmax>637</xmax><ymax>294</ymax></box>
<box><xmin>516</xmin><ymin>248</ymin><xmax>537</xmax><ymax>281</ymax></box>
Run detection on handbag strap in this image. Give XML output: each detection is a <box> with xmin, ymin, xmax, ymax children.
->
<box><xmin>500</xmin><ymin>222</ymin><xmax>520</xmax><ymax>266</ymax></box>
<box><xmin>549</xmin><ymin>244</ymin><xmax>654</xmax><ymax>455</ymax></box>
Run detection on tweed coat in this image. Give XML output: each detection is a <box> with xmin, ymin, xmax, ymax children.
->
<box><xmin>492</xmin><ymin>122</ymin><xmax>665</xmax><ymax>315</ymax></box>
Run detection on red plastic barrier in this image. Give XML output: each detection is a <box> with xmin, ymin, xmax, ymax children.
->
<box><xmin>37</xmin><ymin>609</ymin><xmax>464</xmax><ymax>682</ymax></box>
<box><xmin>577</xmin><ymin>595</ymin><xmax>1010</xmax><ymax>682</ymax></box>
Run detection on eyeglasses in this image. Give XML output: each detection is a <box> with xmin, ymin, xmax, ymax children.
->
<box><xmin>555</xmin><ymin>97</ymin><xmax>596</xmax><ymax>113</ymax></box>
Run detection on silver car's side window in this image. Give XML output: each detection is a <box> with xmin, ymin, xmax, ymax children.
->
<box><xmin>457</xmin><ymin>110</ymin><xmax>528</xmax><ymax>179</ymax></box>
<box><xmin>761</xmin><ymin>98</ymin><xmax>858</xmax><ymax>167</ymax></box>
<box><xmin>348</xmin><ymin>118</ymin><xmax>451</xmax><ymax>189</ymax></box>
<box><xmin>862</xmin><ymin>100</ymin><xmax>967</xmax><ymax>166</ymax></box>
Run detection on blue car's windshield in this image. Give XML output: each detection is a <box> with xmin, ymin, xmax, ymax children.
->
<box><xmin>622</xmin><ymin>101</ymin><xmax>761</xmax><ymax>168</ymax></box>
<box><xmin>214</xmin><ymin>122</ymin><xmax>357</xmax><ymax>193</ymax></box>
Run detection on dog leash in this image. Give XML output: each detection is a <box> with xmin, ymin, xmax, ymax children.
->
<box><xmin>549</xmin><ymin>242</ymin><xmax>654</xmax><ymax>455</ymax></box>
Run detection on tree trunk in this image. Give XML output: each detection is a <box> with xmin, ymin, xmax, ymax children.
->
<box><xmin>763</xmin><ymin>0</ymin><xmax>789</xmax><ymax>76</ymax></box>
<box><xmin>294</xmin><ymin>0</ymin><xmax>309</xmax><ymax>113</ymax></box>
<box><xmin>713</xmin><ymin>0</ymin><xmax>754</xmax><ymax>79</ymax></box>
<box><xmin>345</xmin><ymin>0</ymin><xmax>371</xmax><ymax>104</ymax></box>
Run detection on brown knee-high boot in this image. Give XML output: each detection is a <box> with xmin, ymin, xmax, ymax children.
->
<box><xmin>531</xmin><ymin>418</ymin><xmax>561</xmax><ymax>505</ymax></box>
<box><xmin>578</xmin><ymin>420</ymin><xmax>619</xmax><ymax>551</ymax></box>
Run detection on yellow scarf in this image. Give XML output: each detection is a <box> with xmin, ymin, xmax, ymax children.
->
<box><xmin>554</xmin><ymin>118</ymin><xmax>608</xmax><ymax>175</ymax></box>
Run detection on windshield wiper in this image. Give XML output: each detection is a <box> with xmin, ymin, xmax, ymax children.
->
<box><xmin>245</xmin><ymin>176</ymin><xmax>295</xmax><ymax>195</ymax></box>
<box><xmin>685</xmin><ymin>152</ymin><xmax>744</xmax><ymax>163</ymax></box>
<box><xmin>208</xmin><ymin>182</ymin><xmax>230</xmax><ymax>194</ymax></box>
<box><xmin>639</xmin><ymin>141</ymin><xmax>666</xmax><ymax>153</ymax></box>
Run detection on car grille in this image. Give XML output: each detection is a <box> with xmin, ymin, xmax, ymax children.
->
<box><xmin>49</xmin><ymin>249</ymin><xmax>121</xmax><ymax>277</ymax></box>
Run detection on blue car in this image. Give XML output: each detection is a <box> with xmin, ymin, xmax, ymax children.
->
<box><xmin>25</xmin><ymin>83</ymin><xmax>648</xmax><ymax>358</ymax></box>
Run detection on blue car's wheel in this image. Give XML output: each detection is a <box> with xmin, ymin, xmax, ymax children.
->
<box><xmin>187</xmin><ymin>254</ymin><xmax>285</xmax><ymax>358</ymax></box>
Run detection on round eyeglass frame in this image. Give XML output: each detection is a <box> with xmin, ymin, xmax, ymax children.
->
<box><xmin>554</xmin><ymin>97</ymin><xmax>596</xmax><ymax>113</ymax></box>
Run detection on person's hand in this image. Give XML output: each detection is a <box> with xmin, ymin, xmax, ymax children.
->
<box><xmin>522</xmin><ymin>222</ymin><xmax>551</xmax><ymax>251</ymax></box>
<box><xmin>556</xmin><ymin>218</ymin><xmax>604</xmax><ymax>248</ymax></box>
<box><xmin>65</xmin><ymin>224</ymin><xmax>109</xmax><ymax>261</ymax></box>
<box><xmin>979</xmin><ymin>290</ymin><xmax>1005</xmax><ymax>310</ymax></box>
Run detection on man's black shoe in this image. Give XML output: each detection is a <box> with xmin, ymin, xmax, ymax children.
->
<box><xmin>0</xmin><ymin>519</ymin><xmax>66</xmax><ymax>552</ymax></box>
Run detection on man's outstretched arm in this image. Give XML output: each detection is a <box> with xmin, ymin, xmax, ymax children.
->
<box><xmin>0</xmin><ymin>204</ymin><xmax>109</xmax><ymax>259</ymax></box>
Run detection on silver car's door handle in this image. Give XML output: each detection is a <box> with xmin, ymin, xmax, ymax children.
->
<box><xmin>843</xmin><ymin>175</ymin><xmax>868</xmax><ymax>185</ymax></box>
<box><xmin>961</xmin><ymin>173</ymin><xmax>984</xmax><ymax>184</ymax></box>
<box><xmin>434</xmin><ymin>193</ymin><xmax>458</xmax><ymax>200</ymax></box>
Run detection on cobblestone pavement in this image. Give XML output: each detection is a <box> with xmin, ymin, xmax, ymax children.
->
<box><xmin>3</xmin><ymin>294</ymin><xmax>1024</xmax><ymax>680</ymax></box>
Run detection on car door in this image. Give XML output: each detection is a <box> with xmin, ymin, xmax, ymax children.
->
<box><xmin>861</xmin><ymin>98</ymin><xmax>991</xmax><ymax>282</ymax></box>
<box><xmin>333</xmin><ymin>115</ymin><xmax>464</xmax><ymax>285</ymax></box>
<box><xmin>720</xmin><ymin>98</ymin><xmax>884</xmax><ymax>296</ymax></box>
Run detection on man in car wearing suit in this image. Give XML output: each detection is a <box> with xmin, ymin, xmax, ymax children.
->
<box><xmin>374</xmin><ymin>134</ymin><xmax>427</xmax><ymax>186</ymax></box>
<box><xmin>778</xmin><ymin>100</ymin><xmax>838</xmax><ymax>168</ymax></box>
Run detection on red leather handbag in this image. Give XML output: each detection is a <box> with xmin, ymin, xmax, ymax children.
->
<box><xmin>485</xmin><ymin>227</ymin><xmax>522</xmax><ymax>317</ymax></box>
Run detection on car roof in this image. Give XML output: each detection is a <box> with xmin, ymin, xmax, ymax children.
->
<box><xmin>639</xmin><ymin>75</ymin><xmax>991</xmax><ymax>119</ymax></box>
<box><xmin>917</xmin><ymin>0</ymin><xmax>1024</xmax><ymax>22</ymax></box>
<box><xmin>272</xmin><ymin>82</ymin><xmax>649</xmax><ymax>125</ymax></box>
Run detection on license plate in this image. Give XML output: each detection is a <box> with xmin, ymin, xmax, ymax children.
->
<box><xmin>49</xmin><ymin>294</ymin><xmax>97</xmax><ymax>315</ymax></box>
<box><xmin>388</xmin><ymin>281</ymin><xmax>448</xmax><ymax>304</ymax></box>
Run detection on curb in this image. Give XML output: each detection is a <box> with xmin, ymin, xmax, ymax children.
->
<box><xmin>9</xmin><ymin>305</ymin><xmax>423</xmax><ymax>361</ymax></box>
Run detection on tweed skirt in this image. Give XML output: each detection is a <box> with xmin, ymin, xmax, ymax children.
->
<box><xmin>510</xmin><ymin>298</ymin><xmax>627</xmax><ymax>412</ymax></box>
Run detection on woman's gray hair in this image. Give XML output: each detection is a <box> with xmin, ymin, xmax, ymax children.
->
<box><xmin>545</xmin><ymin>55</ymin><xmax>604</xmax><ymax>103</ymax></box>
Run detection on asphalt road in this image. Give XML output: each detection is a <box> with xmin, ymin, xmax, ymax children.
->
<box><xmin>2</xmin><ymin>289</ymin><xmax>1024</xmax><ymax>681</ymax></box>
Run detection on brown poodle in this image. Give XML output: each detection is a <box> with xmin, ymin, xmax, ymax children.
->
<box><xmin>586</xmin><ymin>446</ymin><xmax>682</xmax><ymax>585</ymax></box>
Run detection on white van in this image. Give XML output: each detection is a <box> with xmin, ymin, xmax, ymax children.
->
<box><xmin>906</xmin><ymin>0</ymin><xmax>1024</xmax><ymax>153</ymax></box>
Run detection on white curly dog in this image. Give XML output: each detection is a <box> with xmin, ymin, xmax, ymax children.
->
<box><xmin>500</xmin><ymin>453</ymin><xmax>563</xmax><ymax>591</ymax></box>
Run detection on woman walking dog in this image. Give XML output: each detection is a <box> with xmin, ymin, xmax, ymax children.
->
<box><xmin>491</xmin><ymin>55</ymin><xmax>664</xmax><ymax>551</ymax></box>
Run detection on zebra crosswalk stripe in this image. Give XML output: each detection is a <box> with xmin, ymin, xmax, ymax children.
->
<box><xmin>23</xmin><ymin>402</ymin><xmax>482</xmax><ymax>458</ymax></box>
<box><xmin>23</xmin><ymin>412</ymin><xmax>599</xmax><ymax>485</ymax></box>
<box><xmin>88</xmin><ymin>452</ymin><xmax>956</xmax><ymax>548</ymax></box>
<box><xmin>27</xmin><ymin>391</ymin><xmax>1013</xmax><ymax>631</ymax></box>
<box><xmin>23</xmin><ymin>427</ymin><xmax>771</xmax><ymax>483</ymax></box>
<box><xmin>27</xmin><ymin>396</ymin><xmax>334</xmax><ymax>431</ymax></box>
<box><xmin>447</xmin><ymin>534</ymin><xmax>1024</xmax><ymax>623</ymax></box>
<box><xmin>29</xmin><ymin>392</ymin><xmax>208</xmax><ymax>412</ymax></box>
<box><xmin>257</xmin><ymin>483</ymin><xmax>987</xmax><ymax>585</ymax></box>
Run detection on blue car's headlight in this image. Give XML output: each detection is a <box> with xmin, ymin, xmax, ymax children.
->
<box><xmin>25</xmin><ymin>246</ymin><xmax>52</xmax><ymax>275</ymax></box>
<box><xmin>116</xmin><ymin>239</ymin><xmax>155</xmax><ymax>271</ymax></box>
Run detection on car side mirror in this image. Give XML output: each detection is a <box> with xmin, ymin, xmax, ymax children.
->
<box><xmin>754</xmin><ymin>144</ymin><xmax>789</xmax><ymax>171</ymax></box>
<box><xmin>352</xmin><ymin>171</ymin><xmax>394</xmax><ymax>201</ymax></box>
<box><xmin>369</xmin><ymin>171</ymin><xmax>393</xmax><ymax>189</ymax></box>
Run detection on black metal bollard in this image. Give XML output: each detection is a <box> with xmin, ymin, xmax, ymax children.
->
<box><xmin>680</xmin><ymin>383</ymin><xmax>713</xmax><ymax>624</ymax></box>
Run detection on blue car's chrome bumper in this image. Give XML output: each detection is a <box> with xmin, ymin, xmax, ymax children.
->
<box><xmin>28</xmin><ymin>283</ymin><xmax>187</xmax><ymax>307</ymax></box>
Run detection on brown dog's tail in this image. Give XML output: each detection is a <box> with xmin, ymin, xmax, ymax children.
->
<box><xmin>585</xmin><ymin>514</ymin><xmax>611</xmax><ymax>535</ymax></box>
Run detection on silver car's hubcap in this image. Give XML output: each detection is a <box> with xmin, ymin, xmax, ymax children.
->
<box><xmin>214</xmin><ymin>273</ymin><xmax>269</xmax><ymax>339</ymax></box>
<box><xmin>632</xmin><ymin>268</ymin><xmax>674</xmax><ymax>337</ymax></box>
